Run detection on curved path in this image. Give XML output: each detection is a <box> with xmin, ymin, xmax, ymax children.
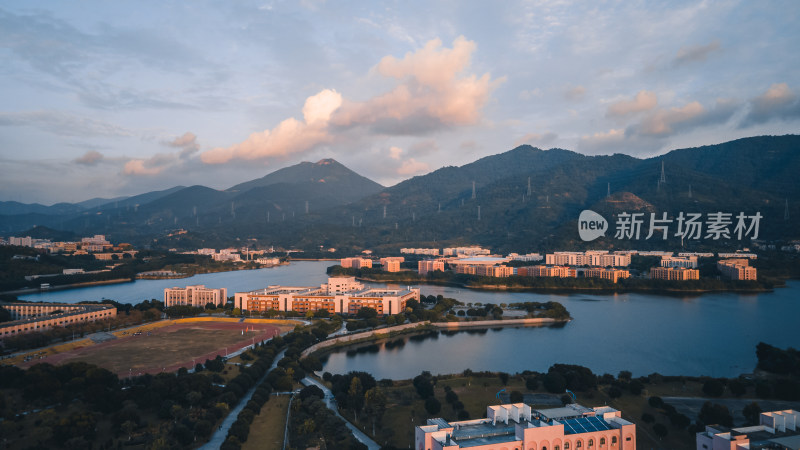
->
<box><xmin>301</xmin><ymin>376</ymin><xmax>380</xmax><ymax>450</ymax></box>
<box><xmin>200</xmin><ymin>347</ymin><xmax>287</xmax><ymax>449</ymax></box>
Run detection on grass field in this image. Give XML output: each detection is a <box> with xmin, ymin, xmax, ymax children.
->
<box><xmin>243</xmin><ymin>395</ymin><xmax>290</xmax><ymax>450</ymax></box>
<box><xmin>19</xmin><ymin>320</ymin><xmax>295</xmax><ymax>376</ymax></box>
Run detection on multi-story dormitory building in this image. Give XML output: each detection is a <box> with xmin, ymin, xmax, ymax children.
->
<box><xmin>650</xmin><ymin>266</ymin><xmax>700</xmax><ymax>280</ymax></box>
<box><xmin>417</xmin><ymin>403</ymin><xmax>636</xmax><ymax>450</ymax></box>
<box><xmin>717</xmin><ymin>258</ymin><xmax>758</xmax><ymax>280</ymax></box>
<box><xmin>0</xmin><ymin>303</ymin><xmax>117</xmax><ymax>338</ymax></box>
<box><xmin>545</xmin><ymin>251</ymin><xmax>631</xmax><ymax>267</ymax></box>
<box><xmin>163</xmin><ymin>285</ymin><xmax>228</xmax><ymax>308</ymax></box>
<box><xmin>234</xmin><ymin>277</ymin><xmax>420</xmax><ymax>316</ymax></box>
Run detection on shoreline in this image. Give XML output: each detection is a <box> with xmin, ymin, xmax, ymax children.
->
<box><xmin>353</xmin><ymin>275</ymin><xmax>774</xmax><ymax>296</ymax></box>
<box><xmin>2</xmin><ymin>278</ymin><xmax>133</xmax><ymax>295</ymax></box>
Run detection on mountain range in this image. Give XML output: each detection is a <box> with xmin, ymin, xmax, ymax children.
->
<box><xmin>2</xmin><ymin>135</ymin><xmax>799</xmax><ymax>253</ymax></box>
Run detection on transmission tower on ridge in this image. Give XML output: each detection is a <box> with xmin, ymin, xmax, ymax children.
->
<box><xmin>472</xmin><ymin>181</ymin><xmax>476</xmax><ymax>200</ymax></box>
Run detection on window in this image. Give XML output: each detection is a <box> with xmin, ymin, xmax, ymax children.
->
<box><xmin>589</xmin><ymin>439</ymin><xmax>593</xmax><ymax>447</ymax></box>
<box><xmin>565</xmin><ymin>443</ymin><xmax>571</xmax><ymax>449</ymax></box>
<box><xmin>626</xmin><ymin>437</ymin><xmax>631</xmax><ymax>441</ymax></box>
<box><xmin>612</xmin><ymin>437</ymin><xmax>617</xmax><ymax>444</ymax></box>
<box><xmin>600</xmin><ymin>438</ymin><xmax>605</xmax><ymax>445</ymax></box>
<box><xmin>577</xmin><ymin>442</ymin><xmax>582</xmax><ymax>448</ymax></box>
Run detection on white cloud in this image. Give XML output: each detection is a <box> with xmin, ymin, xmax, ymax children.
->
<box><xmin>578</xmin><ymin>128</ymin><xmax>625</xmax><ymax>153</ymax></box>
<box><xmin>122</xmin><ymin>158</ymin><xmax>166</xmax><ymax>176</ymax></box>
<box><xmin>200</xmin><ymin>89</ymin><xmax>342</xmax><ymax>164</ymax></box>
<box><xmin>389</xmin><ymin>146</ymin><xmax>403</xmax><ymax>160</ymax></box>
<box><xmin>514</xmin><ymin>132</ymin><xmax>557</xmax><ymax>148</ymax></box>
<box><xmin>564</xmin><ymin>85</ymin><xmax>585</xmax><ymax>101</ymax></box>
<box><xmin>741</xmin><ymin>83</ymin><xmax>800</xmax><ymax>127</ymax></box>
<box><xmin>606</xmin><ymin>90</ymin><xmax>658</xmax><ymax>117</ymax></box>
<box><xmin>397</xmin><ymin>157</ymin><xmax>429</xmax><ymax>176</ymax></box>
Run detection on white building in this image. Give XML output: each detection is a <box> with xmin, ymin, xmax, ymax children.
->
<box><xmin>164</xmin><ymin>285</ymin><xmax>228</xmax><ymax>308</ymax></box>
<box><xmin>661</xmin><ymin>255</ymin><xmax>698</xmax><ymax>268</ymax></box>
<box><xmin>696</xmin><ymin>409</ymin><xmax>800</xmax><ymax>450</ymax></box>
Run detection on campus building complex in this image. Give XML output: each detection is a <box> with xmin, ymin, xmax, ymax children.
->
<box><xmin>717</xmin><ymin>258</ymin><xmax>758</xmax><ymax>281</ymax></box>
<box><xmin>518</xmin><ymin>265</ymin><xmax>578</xmax><ymax>278</ymax></box>
<box><xmin>416</xmin><ymin>403</ymin><xmax>635</xmax><ymax>450</ymax></box>
<box><xmin>341</xmin><ymin>257</ymin><xmax>373</xmax><ymax>269</ymax></box>
<box><xmin>233</xmin><ymin>277</ymin><xmax>419</xmax><ymax>316</ymax></box>
<box><xmin>584</xmin><ymin>267</ymin><xmax>631</xmax><ymax>283</ymax></box>
<box><xmin>650</xmin><ymin>266</ymin><xmax>700</xmax><ymax>281</ymax></box>
<box><xmin>163</xmin><ymin>285</ymin><xmax>228</xmax><ymax>308</ymax></box>
<box><xmin>0</xmin><ymin>303</ymin><xmax>117</xmax><ymax>338</ymax></box>
<box><xmin>418</xmin><ymin>260</ymin><xmax>446</xmax><ymax>275</ymax></box>
<box><xmin>545</xmin><ymin>251</ymin><xmax>631</xmax><ymax>267</ymax></box>
<box><xmin>696</xmin><ymin>409</ymin><xmax>800</xmax><ymax>450</ymax></box>
<box><xmin>379</xmin><ymin>257</ymin><xmax>404</xmax><ymax>272</ymax></box>
<box><xmin>661</xmin><ymin>255</ymin><xmax>699</xmax><ymax>268</ymax></box>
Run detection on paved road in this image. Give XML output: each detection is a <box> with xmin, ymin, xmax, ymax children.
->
<box><xmin>663</xmin><ymin>396</ymin><xmax>800</xmax><ymax>426</ymax></box>
<box><xmin>200</xmin><ymin>347</ymin><xmax>287</xmax><ymax>450</ymax></box>
<box><xmin>302</xmin><ymin>376</ymin><xmax>381</xmax><ymax>450</ymax></box>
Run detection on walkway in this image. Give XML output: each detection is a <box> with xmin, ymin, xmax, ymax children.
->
<box><xmin>199</xmin><ymin>347</ymin><xmax>287</xmax><ymax>449</ymax></box>
<box><xmin>301</xmin><ymin>376</ymin><xmax>380</xmax><ymax>450</ymax></box>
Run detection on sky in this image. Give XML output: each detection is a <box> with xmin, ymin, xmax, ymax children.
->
<box><xmin>1</xmin><ymin>1</ymin><xmax>799</xmax><ymax>205</ymax></box>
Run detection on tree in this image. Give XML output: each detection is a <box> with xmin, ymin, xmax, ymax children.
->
<box><xmin>348</xmin><ymin>377</ymin><xmax>364</xmax><ymax>420</ymax></box>
<box><xmin>728</xmin><ymin>379</ymin><xmax>746</xmax><ymax>397</ymax></box>
<box><xmin>525</xmin><ymin>376</ymin><xmax>539</xmax><ymax>391</ymax></box>
<box><xmin>653</xmin><ymin>423</ymin><xmax>668</xmax><ymax>439</ymax></box>
<box><xmin>703</xmin><ymin>379</ymin><xmax>725</xmax><ymax>397</ymax></box>
<box><xmin>424</xmin><ymin>397</ymin><xmax>441</xmax><ymax>415</ymax></box>
<box><xmin>699</xmin><ymin>402</ymin><xmax>733</xmax><ymax>427</ymax></box>
<box><xmin>641</xmin><ymin>412</ymin><xmax>655</xmax><ymax>423</ymax></box>
<box><xmin>498</xmin><ymin>372</ymin><xmax>510</xmax><ymax>386</ymax></box>
<box><xmin>510</xmin><ymin>390</ymin><xmax>523</xmax><ymax>403</ymax></box>
<box><xmin>743</xmin><ymin>402</ymin><xmax>762</xmax><ymax>425</ymax></box>
<box><xmin>648</xmin><ymin>396</ymin><xmax>664</xmax><ymax>408</ymax></box>
<box><xmin>364</xmin><ymin>387</ymin><xmax>387</xmax><ymax>435</ymax></box>
<box><xmin>356</xmin><ymin>307</ymin><xmax>378</xmax><ymax>319</ymax></box>
<box><xmin>543</xmin><ymin>371</ymin><xmax>567</xmax><ymax>393</ymax></box>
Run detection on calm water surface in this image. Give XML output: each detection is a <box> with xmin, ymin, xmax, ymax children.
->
<box><xmin>20</xmin><ymin>262</ymin><xmax>800</xmax><ymax>378</ymax></box>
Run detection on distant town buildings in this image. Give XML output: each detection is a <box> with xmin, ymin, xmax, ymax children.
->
<box><xmin>379</xmin><ymin>257</ymin><xmax>404</xmax><ymax>272</ymax></box>
<box><xmin>401</xmin><ymin>248</ymin><xmax>440</xmax><ymax>256</ymax></box>
<box><xmin>508</xmin><ymin>252</ymin><xmax>544</xmax><ymax>262</ymax></box>
<box><xmin>0</xmin><ymin>303</ymin><xmax>117</xmax><ymax>338</ymax></box>
<box><xmin>518</xmin><ymin>265</ymin><xmax>578</xmax><ymax>278</ymax></box>
<box><xmin>443</xmin><ymin>246</ymin><xmax>491</xmax><ymax>257</ymax></box>
<box><xmin>416</xmin><ymin>403</ymin><xmax>635</xmax><ymax>450</ymax></box>
<box><xmin>418</xmin><ymin>260</ymin><xmax>445</xmax><ymax>275</ymax></box>
<box><xmin>717</xmin><ymin>258</ymin><xmax>758</xmax><ymax>280</ymax></box>
<box><xmin>696</xmin><ymin>409</ymin><xmax>799</xmax><ymax>450</ymax></box>
<box><xmin>546</xmin><ymin>251</ymin><xmax>631</xmax><ymax>267</ymax></box>
<box><xmin>163</xmin><ymin>285</ymin><xmax>228</xmax><ymax>308</ymax></box>
<box><xmin>717</xmin><ymin>252</ymin><xmax>758</xmax><ymax>259</ymax></box>
<box><xmin>3</xmin><ymin>234</ymin><xmax>136</xmax><ymax>259</ymax></box>
<box><xmin>340</xmin><ymin>257</ymin><xmax>373</xmax><ymax>269</ymax></box>
<box><xmin>650</xmin><ymin>266</ymin><xmax>700</xmax><ymax>281</ymax></box>
<box><xmin>233</xmin><ymin>276</ymin><xmax>419</xmax><ymax>316</ymax></box>
<box><xmin>661</xmin><ymin>255</ymin><xmax>699</xmax><ymax>268</ymax></box>
<box><xmin>584</xmin><ymin>267</ymin><xmax>631</xmax><ymax>283</ymax></box>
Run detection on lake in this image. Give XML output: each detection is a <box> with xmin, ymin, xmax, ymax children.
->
<box><xmin>20</xmin><ymin>261</ymin><xmax>800</xmax><ymax>378</ymax></box>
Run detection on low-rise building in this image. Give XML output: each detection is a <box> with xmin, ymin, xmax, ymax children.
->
<box><xmin>519</xmin><ymin>265</ymin><xmax>577</xmax><ymax>278</ymax></box>
<box><xmin>696</xmin><ymin>409</ymin><xmax>800</xmax><ymax>450</ymax></box>
<box><xmin>650</xmin><ymin>266</ymin><xmax>700</xmax><ymax>280</ymax></box>
<box><xmin>717</xmin><ymin>258</ymin><xmax>758</xmax><ymax>280</ymax></box>
<box><xmin>234</xmin><ymin>277</ymin><xmax>419</xmax><ymax>316</ymax></box>
<box><xmin>401</xmin><ymin>248</ymin><xmax>440</xmax><ymax>256</ymax></box>
<box><xmin>418</xmin><ymin>259</ymin><xmax>445</xmax><ymax>275</ymax></box>
<box><xmin>546</xmin><ymin>251</ymin><xmax>631</xmax><ymax>267</ymax></box>
<box><xmin>0</xmin><ymin>303</ymin><xmax>117</xmax><ymax>338</ymax></box>
<box><xmin>341</xmin><ymin>257</ymin><xmax>373</xmax><ymax>269</ymax></box>
<box><xmin>416</xmin><ymin>403</ymin><xmax>636</xmax><ymax>450</ymax></box>
<box><xmin>584</xmin><ymin>267</ymin><xmax>630</xmax><ymax>283</ymax></box>
<box><xmin>661</xmin><ymin>255</ymin><xmax>699</xmax><ymax>268</ymax></box>
<box><xmin>164</xmin><ymin>285</ymin><xmax>228</xmax><ymax>308</ymax></box>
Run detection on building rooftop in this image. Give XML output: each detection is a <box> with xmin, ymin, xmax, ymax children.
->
<box><xmin>535</xmin><ymin>404</ymin><xmax>593</xmax><ymax>421</ymax></box>
<box><xmin>561</xmin><ymin>416</ymin><xmax>613</xmax><ymax>435</ymax></box>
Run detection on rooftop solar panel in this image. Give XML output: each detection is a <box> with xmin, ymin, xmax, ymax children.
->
<box><xmin>562</xmin><ymin>416</ymin><xmax>612</xmax><ymax>435</ymax></box>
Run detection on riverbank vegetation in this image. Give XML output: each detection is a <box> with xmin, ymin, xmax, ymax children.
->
<box><xmin>327</xmin><ymin>265</ymin><xmax>773</xmax><ymax>293</ymax></box>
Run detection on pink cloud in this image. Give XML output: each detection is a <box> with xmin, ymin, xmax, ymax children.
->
<box><xmin>606</xmin><ymin>90</ymin><xmax>658</xmax><ymax>117</ymax></box>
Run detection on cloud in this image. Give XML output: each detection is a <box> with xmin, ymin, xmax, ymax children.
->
<box><xmin>389</xmin><ymin>146</ymin><xmax>403</xmax><ymax>160</ymax></box>
<box><xmin>564</xmin><ymin>86</ymin><xmax>585</xmax><ymax>101</ymax></box>
<box><xmin>578</xmin><ymin>128</ymin><xmax>626</xmax><ymax>153</ymax></box>
<box><xmin>332</xmin><ymin>36</ymin><xmax>503</xmax><ymax>134</ymax></box>
<box><xmin>514</xmin><ymin>132</ymin><xmax>557</xmax><ymax>148</ymax></box>
<box><xmin>673</xmin><ymin>40</ymin><xmax>721</xmax><ymax>66</ymax></box>
<box><xmin>0</xmin><ymin>111</ymin><xmax>132</xmax><ymax>137</ymax></box>
<box><xmin>200</xmin><ymin>89</ymin><xmax>342</xmax><ymax>164</ymax></box>
<box><xmin>629</xmin><ymin>99</ymin><xmax>737</xmax><ymax>136</ymax></box>
<box><xmin>397</xmin><ymin>158</ymin><xmax>430</xmax><ymax>176</ymax></box>
<box><xmin>165</xmin><ymin>132</ymin><xmax>200</xmax><ymax>158</ymax></box>
<box><xmin>606</xmin><ymin>90</ymin><xmax>658</xmax><ymax>117</ymax></box>
<box><xmin>740</xmin><ymin>83</ymin><xmax>800</xmax><ymax>127</ymax></box>
<box><xmin>122</xmin><ymin>159</ymin><xmax>167</xmax><ymax>176</ymax></box>
<box><xmin>73</xmin><ymin>150</ymin><xmax>104</xmax><ymax>166</ymax></box>
<box><xmin>199</xmin><ymin>36</ymin><xmax>502</xmax><ymax>165</ymax></box>
<box><xmin>408</xmin><ymin>139</ymin><xmax>439</xmax><ymax>157</ymax></box>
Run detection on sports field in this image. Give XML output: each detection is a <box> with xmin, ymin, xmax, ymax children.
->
<box><xmin>17</xmin><ymin>319</ymin><xmax>296</xmax><ymax>376</ymax></box>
